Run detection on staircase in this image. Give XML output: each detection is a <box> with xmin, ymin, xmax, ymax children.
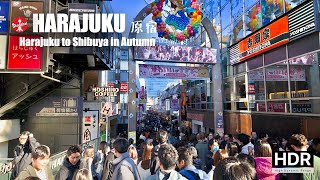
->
<box><xmin>0</xmin><ymin>74</ymin><xmax>76</xmax><ymax>119</ymax></box>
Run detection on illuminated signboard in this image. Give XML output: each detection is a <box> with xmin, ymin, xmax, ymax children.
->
<box><xmin>230</xmin><ymin>16</ymin><xmax>289</xmax><ymax>65</ymax></box>
<box><xmin>92</xmin><ymin>87</ymin><xmax>119</xmax><ymax>97</ymax></box>
<box><xmin>7</xmin><ymin>36</ymin><xmax>42</xmax><ymax>70</ymax></box>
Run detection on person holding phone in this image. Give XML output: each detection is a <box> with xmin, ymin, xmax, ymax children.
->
<box><xmin>11</xmin><ymin>131</ymin><xmax>40</xmax><ymax>180</ymax></box>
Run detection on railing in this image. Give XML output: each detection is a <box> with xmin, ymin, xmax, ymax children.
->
<box><xmin>0</xmin><ymin>138</ymin><xmax>101</xmax><ymax>180</ymax></box>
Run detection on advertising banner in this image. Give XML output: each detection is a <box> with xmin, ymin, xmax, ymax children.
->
<box><xmin>288</xmin><ymin>0</ymin><xmax>315</xmax><ymax>40</ymax></box>
<box><xmin>0</xmin><ymin>1</ymin><xmax>9</xmax><ymax>33</ymax></box>
<box><xmin>11</xmin><ymin>1</ymin><xmax>44</xmax><ymax>33</ymax></box>
<box><xmin>0</xmin><ymin>35</ymin><xmax>7</xmax><ymax>69</ymax></box>
<box><xmin>7</xmin><ymin>36</ymin><xmax>42</xmax><ymax>70</ymax></box>
<box><xmin>249</xmin><ymin>67</ymin><xmax>305</xmax><ymax>81</ymax></box>
<box><xmin>134</xmin><ymin>44</ymin><xmax>217</xmax><ymax>64</ymax></box>
<box><xmin>139</xmin><ymin>64</ymin><xmax>209</xmax><ymax>79</ymax></box>
<box><xmin>82</xmin><ymin>110</ymin><xmax>99</xmax><ymax>143</ymax></box>
<box><xmin>230</xmin><ymin>16</ymin><xmax>289</xmax><ymax>65</ymax></box>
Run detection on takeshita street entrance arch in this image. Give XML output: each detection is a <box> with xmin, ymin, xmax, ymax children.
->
<box><xmin>127</xmin><ymin>3</ymin><xmax>224</xmax><ymax>141</ymax></box>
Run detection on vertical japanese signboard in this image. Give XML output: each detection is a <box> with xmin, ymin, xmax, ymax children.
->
<box><xmin>0</xmin><ymin>1</ymin><xmax>9</xmax><ymax>33</ymax></box>
<box><xmin>0</xmin><ymin>35</ymin><xmax>7</xmax><ymax>69</ymax></box>
<box><xmin>7</xmin><ymin>36</ymin><xmax>42</xmax><ymax>70</ymax></box>
<box><xmin>11</xmin><ymin>1</ymin><xmax>44</xmax><ymax>33</ymax></box>
<box><xmin>82</xmin><ymin>110</ymin><xmax>99</xmax><ymax>143</ymax></box>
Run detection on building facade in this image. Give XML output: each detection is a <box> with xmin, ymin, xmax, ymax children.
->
<box><xmin>224</xmin><ymin>0</ymin><xmax>320</xmax><ymax>138</ymax></box>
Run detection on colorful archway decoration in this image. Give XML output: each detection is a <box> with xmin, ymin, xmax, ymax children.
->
<box><xmin>150</xmin><ymin>0</ymin><xmax>202</xmax><ymax>42</ymax></box>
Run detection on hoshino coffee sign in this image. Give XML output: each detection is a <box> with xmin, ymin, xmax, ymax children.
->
<box><xmin>32</xmin><ymin>13</ymin><xmax>125</xmax><ymax>33</ymax></box>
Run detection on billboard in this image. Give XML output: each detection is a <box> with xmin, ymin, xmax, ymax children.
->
<box><xmin>230</xmin><ymin>16</ymin><xmax>289</xmax><ymax>65</ymax></box>
<box><xmin>139</xmin><ymin>64</ymin><xmax>210</xmax><ymax>79</ymax></box>
<box><xmin>249</xmin><ymin>67</ymin><xmax>305</xmax><ymax>81</ymax></box>
<box><xmin>134</xmin><ymin>44</ymin><xmax>217</xmax><ymax>64</ymax></box>
<box><xmin>7</xmin><ymin>36</ymin><xmax>42</xmax><ymax>70</ymax></box>
<box><xmin>11</xmin><ymin>1</ymin><xmax>44</xmax><ymax>33</ymax></box>
<box><xmin>0</xmin><ymin>35</ymin><xmax>7</xmax><ymax>69</ymax></box>
<box><xmin>0</xmin><ymin>1</ymin><xmax>9</xmax><ymax>33</ymax></box>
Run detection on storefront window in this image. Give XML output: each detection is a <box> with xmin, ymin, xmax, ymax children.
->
<box><xmin>289</xmin><ymin>53</ymin><xmax>319</xmax><ymax>98</ymax></box>
<box><xmin>265</xmin><ymin>61</ymin><xmax>289</xmax><ymax>99</ymax></box>
<box><xmin>224</xmin><ymin>78</ymin><xmax>233</xmax><ymax>101</ymax></box>
<box><xmin>235</xmin><ymin>76</ymin><xmax>246</xmax><ymax>99</ymax></box>
<box><xmin>266</xmin><ymin>101</ymin><xmax>290</xmax><ymax>113</ymax></box>
<box><xmin>248</xmin><ymin>68</ymin><xmax>265</xmax><ymax>101</ymax></box>
<box><xmin>261</xmin><ymin>0</ymin><xmax>285</xmax><ymax>26</ymax></box>
<box><xmin>292</xmin><ymin>99</ymin><xmax>320</xmax><ymax>114</ymax></box>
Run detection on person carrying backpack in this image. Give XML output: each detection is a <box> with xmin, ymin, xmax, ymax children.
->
<box><xmin>177</xmin><ymin>147</ymin><xmax>209</xmax><ymax>180</ymax></box>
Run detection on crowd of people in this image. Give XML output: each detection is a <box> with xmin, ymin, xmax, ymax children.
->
<box><xmin>9</xmin><ymin>125</ymin><xmax>320</xmax><ymax>180</ymax></box>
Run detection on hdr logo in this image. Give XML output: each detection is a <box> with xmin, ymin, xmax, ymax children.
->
<box><xmin>272</xmin><ymin>151</ymin><xmax>314</xmax><ymax>173</ymax></box>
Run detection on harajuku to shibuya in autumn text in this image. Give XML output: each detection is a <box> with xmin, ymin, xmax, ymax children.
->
<box><xmin>0</xmin><ymin>0</ymin><xmax>320</xmax><ymax>180</ymax></box>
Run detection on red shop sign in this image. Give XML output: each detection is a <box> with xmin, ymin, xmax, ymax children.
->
<box><xmin>7</xmin><ymin>36</ymin><xmax>42</xmax><ymax>70</ymax></box>
<box><xmin>120</xmin><ymin>83</ymin><xmax>128</xmax><ymax>92</ymax></box>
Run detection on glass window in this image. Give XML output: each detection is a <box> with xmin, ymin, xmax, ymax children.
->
<box><xmin>224</xmin><ymin>78</ymin><xmax>234</xmax><ymax>101</ymax></box>
<box><xmin>261</xmin><ymin>0</ymin><xmax>285</xmax><ymax>26</ymax></box>
<box><xmin>222</xmin><ymin>25</ymin><xmax>232</xmax><ymax>48</ymax></box>
<box><xmin>248</xmin><ymin>55</ymin><xmax>263</xmax><ymax>70</ymax></box>
<box><xmin>292</xmin><ymin>99</ymin><xmax>320</xmax><ymax>114</ymax></box>
<box><xmin>235</xmin><ymin>75</ymin><xmax>246</xmax><ymax>99</ymax></box>
<box><xmin>248</xmin><ymin>68</ymin><xmax>265</xmax><ymax>100</ymax></box>
<box><xmin>231</xmin><ymin>0</ymin><xmax>243</xmax><ymax>21</ymax></box>
<box><xmin>253</xmin><ymin>101</ymin><xmax>266</xmax><ymax>112</ymax></box>
<box><xmin>221</xmin><ymin>2</ymin><xmax>231</xmax><ymax>30</ymax></box>
<box><xmin>266</xmin><ymin>101</ymin><xmax>290</xmax><ymax>113</ymax></box>
<box><xmin>245</xmin><ymin>2</ymin><xmax>262</xmax><ymax>36</ymax></box>
<box><xmin>233</xmin><ymin>62</ymin><xmax>246</xmax><ymax>75</ymax></box>
<box><xmin>284</xmin><ymin>0</ymin><xmax>300</xmax><ymax>12</ymax></box>
<box><xmin>265</xmin><ymin>61</ymin><xmax>289</xmax><ymax>100</ymax></box>
<box><xmin>245</xmin><ymin>0</ymin><xmax>259</xmax><ymax>11</ymax></box>
<box><xmin>231</xmin><ymin>16</ymin><xmax>244</xmax><ymax>44</ymax></box>
<box><xmin>288</xmin><ymin>33</ymin><xmax>320</xmax><ymax>58</ymax></box>
<box><xmin>289</xmin><ymin>52</ymin><xmax>320</xmax><ymax>98</ymax></box>
<box><xmin>264</xmin><ymin>46</ymin><xmax>286</xmax><ymax>66</ymax></box>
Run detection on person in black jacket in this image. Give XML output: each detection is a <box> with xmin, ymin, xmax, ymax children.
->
<box><xmin>11</xmin><ymin>131</ymin><xmax>40</xmax><ymax>180</ymax></box>
<box><xmin>150</xmin><ymin>130</ymin><xmax>168</xmax><ymax>175</ymax></box>
<box><xmin>55</xmin><ymin>145</ymin><xmax>82</xmax><ymax>180</ymax></box>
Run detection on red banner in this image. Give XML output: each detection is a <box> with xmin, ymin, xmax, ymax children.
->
<box><xmin>120</xmin><ymin>83</ymin><xmax>128</xmax><ymax>92</ymax></box>
<box><xmin>7</xmin><ymin>36</ymin><xmax>42</xmax><ymax>70</ymax></box>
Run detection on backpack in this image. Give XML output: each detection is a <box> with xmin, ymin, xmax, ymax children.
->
<box><xmin>179</xmin><ymin>170</ymin><xmax>201</xmax><ymax>180</ymax></box>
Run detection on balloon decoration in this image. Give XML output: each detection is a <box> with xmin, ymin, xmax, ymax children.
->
<box><xmin>150</xmin><ymin>0</ymin><xmax>202</xmax><ymax>42</ymax></box>
<box><xmin>247</xmin><ymin>0</ymin><xmax>292</xmax><ymax>31</ymax></box>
